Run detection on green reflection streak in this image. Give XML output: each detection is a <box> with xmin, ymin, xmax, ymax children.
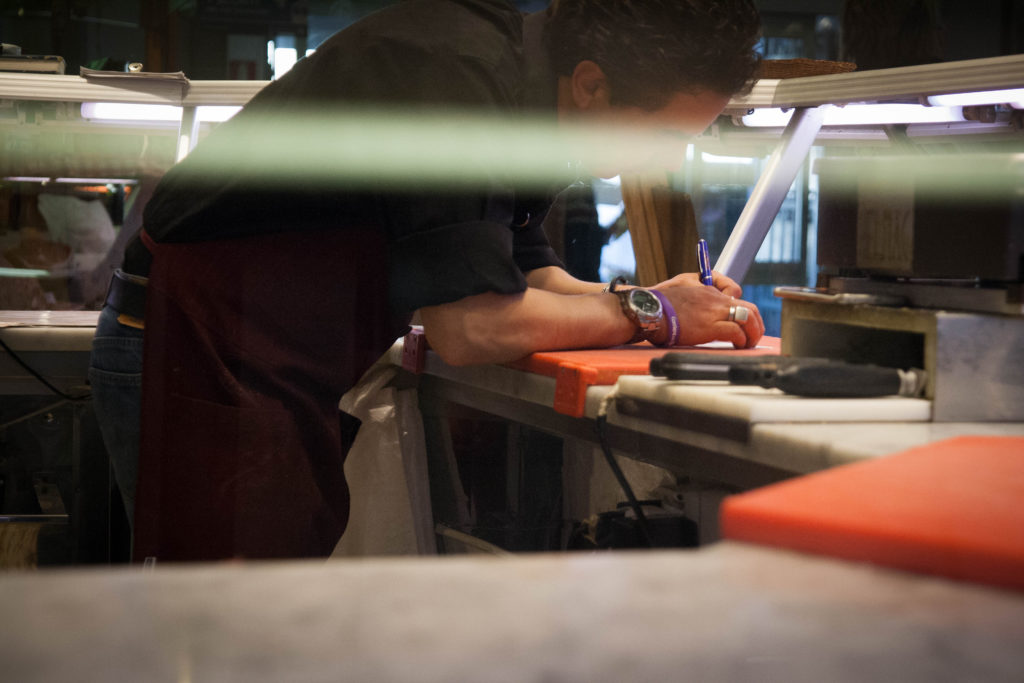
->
<box><xmin>3</xmin><ymin>107</ymin><xmax>1022</xmax><ymax>199</ymax></box>
<box><xmin>0</xmin><ymin>268</ymin><xmax>51</xmax><ymax>278</ymax></box>
<box><xmin>3</xmin><ymin>109</ymin><xmax>687</xmax><ymax>190</ymax></box>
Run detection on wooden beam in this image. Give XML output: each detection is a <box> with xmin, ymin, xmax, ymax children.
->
<box><xmin>621</xmin><ymin>172</ymin><xmax>699</xmax><ymax>286</ymax></box>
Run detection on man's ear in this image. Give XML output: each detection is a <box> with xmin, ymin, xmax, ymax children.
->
<box><xmin>570</xmin><ymin>60</ymin><xmax>611</xmax><ymax>111</ymax></box>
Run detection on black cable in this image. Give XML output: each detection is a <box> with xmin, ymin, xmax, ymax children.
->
<box><xmin>595</xmin><ymin>413</ymin><xmax>654</xmax><ymax>548</ymax></box>
<box><xmin>0</xmin><ymin>333</ymin><xmax>91</xmax><ymax>401</ymax></box>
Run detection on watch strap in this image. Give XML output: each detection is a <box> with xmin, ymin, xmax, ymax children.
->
<box><xmin>615</xmin><ymin>287</ymin><xmax>670</xmax><ymax>344</ymax></box>
<box><xmin>614</xmin><ymin>290</ymin><xmax>647</xmax><ymax>344</ymax></box>
<box><xmin>647</xmin><ymin>289</ymin><xmax>680</xmax><ymax>347</ymax></box>
<box><xmin>604</xmin><ymin>275</ymin><xmax>630</xmax><ymax>294</ymax></box>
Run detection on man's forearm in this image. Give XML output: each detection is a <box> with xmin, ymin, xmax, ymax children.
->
<box><xmin>524</xmin><ymin>266</ymin><xmax>608</xmax><ymax>295</ymax></box>
<box><xmin>418</xmin><ymin>268</ymin><xmax>765</xmax><ymax>366</ymax></box>
<box><xmin>418</xmin><ymin>287</ymin><xmax>634</xmax><ymax>366</ymax></box>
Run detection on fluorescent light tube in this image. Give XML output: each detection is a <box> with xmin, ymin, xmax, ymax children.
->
<box><xmin>741</xmin><ymin>103</ymin><xmax>965</xmax><ymax>127</ymax></box>
<box><xmin>701</xmin><ymin>152</ymin><xmax>754</xmax><ymax>165</ymax></box>
<box><xmin>927</xmin><ymin>88</ymin><xmax>1024</xmax><ymax>108</ymax></box>
<box><xmin>55</xmin><ymin>177</ymin><xmax>138</xmax><ymax>184</ymax></box>
<box><xmin>3</xmin><ymin>176</ymin><xmax>138</xmax><ymax>184</ymax></box>
<box><xmin>81</xmin><ymin>102</ymin><xmax>180</xmax><ymax>121</ymax></box>
<box><xmin>81</xmin><ymin>102</ymin><xmax>242</xmax><ymax>123</ymax></box>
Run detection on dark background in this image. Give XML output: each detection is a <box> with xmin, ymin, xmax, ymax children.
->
<box><xmin>1</xmin><ymin>1</ymin><xmax>1021</xmax><ymax>79</ymax></box>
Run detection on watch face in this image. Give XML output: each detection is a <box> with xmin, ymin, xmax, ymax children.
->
<box><xmin>630</xmin><ymin>289</ymin><xmax>662</xmax><ymax>317</ymax></box>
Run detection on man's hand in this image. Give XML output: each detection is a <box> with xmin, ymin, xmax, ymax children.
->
<box><xmin>650</xmin><ymin>282</ymin><xmax>765</xmax><ymax>349</ymax></box>
<box><xmin>654</xmin><ymin>269</ymin><xmax>743</xmax><ymax>298</ymax></box>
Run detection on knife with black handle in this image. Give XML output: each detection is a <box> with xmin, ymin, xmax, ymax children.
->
<box><xmin>650</xmin><ymin>354</ymin><xmax>927</xmax><ymax>398</ymax></box>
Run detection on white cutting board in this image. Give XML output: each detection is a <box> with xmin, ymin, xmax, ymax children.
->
<box><xmin>615</xmin><ymin>375</ymin><xmax>932</xmax><ymax>423</ymax></box>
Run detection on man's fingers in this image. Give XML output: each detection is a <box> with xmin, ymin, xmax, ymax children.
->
<box><xmin>708</xmin><ymin>321</ymin><xmax>747</xmax><ymax>349</ymax></box>
<box><xmin>725</xmin><ymin>300</ymin><xmax>764</xmax><ymax>348</ymax></box>
<box><xmin>739</xmin><ymin>311</ymin><xmax>764</xmax><ymax>348</ymax></box>
<box><xmin>711</xmin><ymin>271</ymin><xmax>742</xmax><ymax>298</ymax></box>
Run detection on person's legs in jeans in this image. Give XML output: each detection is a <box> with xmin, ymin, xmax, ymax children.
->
<box><xmin>88</xmin><ymin>305</ymin><xmax>143</xmax><ymax>526</ymax></box>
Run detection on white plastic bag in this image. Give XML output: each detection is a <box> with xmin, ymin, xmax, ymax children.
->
<box><xmin>330</xmin><ymin>357</ymin><xmax>435</xmax><ymax>557</ymax></box>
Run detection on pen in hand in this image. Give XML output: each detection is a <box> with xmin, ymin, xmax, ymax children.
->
<box><xmin>697</xmin><ymin>238</ymin><xmax>714</xmax><ymax>287</ymax></box>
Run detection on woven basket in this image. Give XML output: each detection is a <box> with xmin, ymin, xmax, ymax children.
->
<box><xmin>759</xmin><ymin>58</ymin><xmax>857</xmax><ymax>79</ymax></box>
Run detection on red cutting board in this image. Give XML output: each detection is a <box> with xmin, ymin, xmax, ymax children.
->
<box><xmin>720</xmin><ymin>436</ymin><xmax>1024</xmax><ymax>592</ymax></box>
<box><xmin>505</xmin><ymin>337</ymin><xmax>781</xmax><ymax>416</ymax></box>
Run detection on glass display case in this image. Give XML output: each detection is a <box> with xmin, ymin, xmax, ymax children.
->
<box><xmin>0</xmin><ymin>70</ymin><xmax>263</xmax><ymax>310</ymax></box>
<box><xmin>0</xmin><ymin>70</ymin><xmax>262</xmax><ymax>565</ymax></box>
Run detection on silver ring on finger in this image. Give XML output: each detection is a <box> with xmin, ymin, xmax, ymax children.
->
<box><xmin>728</xmin><ymin>305</ymin><xmax>750</xmax><ymax>323</ymax></box>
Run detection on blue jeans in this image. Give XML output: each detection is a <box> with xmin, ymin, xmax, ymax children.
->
<box><xmin>88</xmin><ymin>305</ymin><xmax>144</xmax><ymax>525</ymax></box>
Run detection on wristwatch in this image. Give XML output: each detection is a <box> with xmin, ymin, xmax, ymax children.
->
<box><xmin>614</xmin><ymin>287</ymin><xmax>664</xmax><ymax>343</ymax></box>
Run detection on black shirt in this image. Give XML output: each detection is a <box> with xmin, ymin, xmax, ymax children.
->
<box><xmin>138</xmin><ymin>0</ymin><xmax>567</xmax><ymax>315</ymax></box>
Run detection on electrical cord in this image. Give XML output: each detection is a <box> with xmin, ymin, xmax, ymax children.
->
<box><xmin>0</xmin><ymin>333</ymin><xmax>91</xmax><ymax>402</ymax></box>
<box><xmin>595</xmin><ymin>389</ymin><xmax>654</xmax><ymax>548</ymax></box>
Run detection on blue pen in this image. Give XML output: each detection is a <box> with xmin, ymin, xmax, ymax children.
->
<box><xmin>697</xmin><ymin>238</ymin><xmax>714</xmax><ymax>286</ymax></box>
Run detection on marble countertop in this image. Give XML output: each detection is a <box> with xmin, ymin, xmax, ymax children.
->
<box><xmin>1</xmin><ymin>542</ymin><xmax>1022</xmax><ymax>682</ymax></box>
<box><xmin>0</xmin><ymin>310</ymin><xmax>100</xmax><ymax>351</ymax></box>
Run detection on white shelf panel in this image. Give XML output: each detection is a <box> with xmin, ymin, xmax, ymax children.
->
<box><xmin>5</xmin><ymin>54</ymin><xmax>1023</xmax><ymax>116</ymax></box>
<box><xmin>725</xmin><ymin>54</ymin><xmax>1024</xmax><ymax>112</ymax></box>
<box><xmin>0</xmin><ymin>72</ymin><xmax>268</xmax><ymax>106</ymax></box>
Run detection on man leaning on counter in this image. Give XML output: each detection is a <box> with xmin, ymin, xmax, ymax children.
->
<box><xmin>88</xmin><ymin>0</ymin><xmax>766</xmax><ymax>562</ymax></box>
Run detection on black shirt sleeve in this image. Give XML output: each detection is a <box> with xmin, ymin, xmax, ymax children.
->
<box><xmin>142</xmin><ymin>0</ymin><xmax>565</xmax><ymax>316</ymax></box>
<box><xmin>325</xmin><ymin>33</ymin><xmax>562</xmax><ymax>313</ymax></box>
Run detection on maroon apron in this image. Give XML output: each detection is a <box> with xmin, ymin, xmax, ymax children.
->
<box><xmin>134</xmin><ymin>227</ymin><xmax>405</xmax><ymax>562</ymax></box>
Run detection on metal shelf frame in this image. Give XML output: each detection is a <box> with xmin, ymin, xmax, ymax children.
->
<box><xmin>717</xmin><ymin>54</ymin><xmax>1024</xmax><ymax>281</ymax></box>
<box><xmin>3</xmin><ymin>54</ymin><xmax>1024</xmax><ymax>280</ymax></box>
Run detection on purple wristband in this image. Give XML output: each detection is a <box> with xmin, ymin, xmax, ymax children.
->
<box><xmin>648</xmin><ymin>289</ymin><xmax>680</xmax><ymax>347</ymax></box>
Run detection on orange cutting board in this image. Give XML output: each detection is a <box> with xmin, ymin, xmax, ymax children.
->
<box><xmin>402</xmin><ymin>328</ymin><xmax>780</xmax><ymax>417</ymax></box>
<box><xmin>720</xmin><ymin>436</ymin><xmax>1024</xmax><ymax>591</ymax></box>
<box><xmin>505</xmin><ymin>337</ymin><xmax>781</xmax><ymax>416</ymax></box>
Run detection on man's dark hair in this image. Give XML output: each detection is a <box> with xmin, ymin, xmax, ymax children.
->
<box><xmin>546</xmin><ymin>0</ymin><xmax>762</xmax><ymax>110</ymax></box>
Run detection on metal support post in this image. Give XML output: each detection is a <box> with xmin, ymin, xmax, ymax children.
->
<box><xmin>715</xmin><ymin>106</ymin><xmax>827</xmax><ymax>282</ymax></box>
<box><xmin>175</xmin><ymin>105</ymin><xmax>200</xmax><ymax>161</ymax></box>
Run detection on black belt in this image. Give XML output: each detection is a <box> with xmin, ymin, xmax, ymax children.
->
<box><xmin>105</xmin><ymin>269</ymin><xmax>148</xmax><ymax>320</ymax></box>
